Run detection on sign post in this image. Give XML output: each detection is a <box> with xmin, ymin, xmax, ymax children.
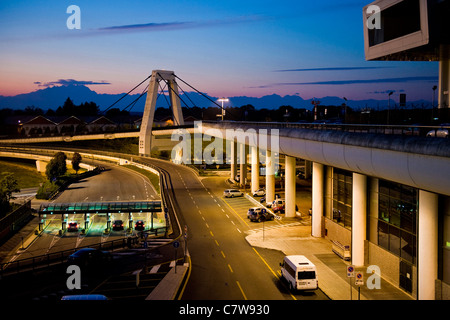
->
<box><xmin>347</xmin><ymin>265</ymin><xmax>355</xmax><ymax>300</ymax></box>
<box><xmin>173</xmin><ymin>240</ymin><xmax>180</xmax><ymax>273</ymax></box>
<box><xmin>184</xmin><ymin>225</ymin><xmax>188</xmax><ymax>261</ymax></box>
<box><xmin>355</xmin><ymin>272</ymin><xmax>364</xmax><ymax>300</ymax></box>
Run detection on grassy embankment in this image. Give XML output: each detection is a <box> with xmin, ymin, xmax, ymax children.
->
<box><xmin>0</xmin><ymin>158</ymin><xmax>46</xmax><ymax>189</ymax></box>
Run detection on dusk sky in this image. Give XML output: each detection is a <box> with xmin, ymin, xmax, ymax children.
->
<box><xmin>0</xmin><ymin>0</ymin><xmax>439</xmax><ymax>102</ymax></box>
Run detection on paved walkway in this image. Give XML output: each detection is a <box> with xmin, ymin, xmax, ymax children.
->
<box><xmin>245</xmin><ymin>216</ymin><xmax>413</xmax><ymax>300</ymax></box>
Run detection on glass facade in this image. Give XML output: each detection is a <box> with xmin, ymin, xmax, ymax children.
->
<box><xmin>377</xmin><ymin>180</ymin><xmax>417</xmax><ymax>264</ymax></box>
<box><xmin>332</xmin><ymin>168</ymin><xmax>352</xmax><ymax>229</ymax></box>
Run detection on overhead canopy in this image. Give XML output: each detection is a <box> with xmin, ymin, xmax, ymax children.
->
<box><xmin>38</xmin><ymin>201</ymin><xmax>162</xmax><ymax>214</ymax></box>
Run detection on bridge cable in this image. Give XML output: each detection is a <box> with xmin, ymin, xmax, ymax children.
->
<box><xmin>173</xmin><ymin>74</ymin><xmax>239</xmax><ymax>119</ymax></box>
<box><xmin>158</xmin><ymin>79</ymin><xmax>171</xmax><ymax>110</ymax></box>
<box><xmin>122</xmin><ymin>84</ymin><xmax>148</xmax><ymax>113</ymax></box>
<box><xmin>157</xmin><ymin>72</ymin><xmax>196</xmax><ymax>126</ymax></box>
<box><xmin>101</xmin><ymin>74</ymin><xmax>152</xmax><ymax>115</ymax></box>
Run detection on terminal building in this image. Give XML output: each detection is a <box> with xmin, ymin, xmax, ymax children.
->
<box><xmin>196</xmin><ymin>0</ymin><xmax>450</xmax><ymax>300</ymax></box>
<box><xmin>361</xmin><ymin>0</ymin><xmax>450</xmax><ymax>299</ymax></box>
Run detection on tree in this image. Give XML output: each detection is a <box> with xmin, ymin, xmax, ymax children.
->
<box><xmin>0</xmin><ymin>189</ymin><xmax>9</xmax><ymax>218</ymax></box>
<box><xmin>46</xmin><ymin>152</ymin><xmax>67</xmax><ymax>181</ymax></box>
<box><xmin>72</xmin><ymin>152</ymin><xmax>82</xmax><ymax>174</ymax></box>
<box><xmin>0</xmin><ymin>172</ymin><xmax>20</xmax><ymax>202</ymax></box>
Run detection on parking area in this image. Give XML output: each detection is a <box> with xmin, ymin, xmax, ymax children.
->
<box><xmin>221</xmin><ymin>193</ymin><xmax>308</xmax><ymax>234</ymax></box>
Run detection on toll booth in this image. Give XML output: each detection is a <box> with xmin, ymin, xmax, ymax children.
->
<box><xmin>38</xmin><ymin>201</ymin><xmax>163</xmax><ymax>233</ymax></box>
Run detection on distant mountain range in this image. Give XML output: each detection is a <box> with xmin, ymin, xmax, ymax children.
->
<box><xmin>0</xmin><ymin>85</ymin><xmax>432</xmax><ymax>112</ymax></box>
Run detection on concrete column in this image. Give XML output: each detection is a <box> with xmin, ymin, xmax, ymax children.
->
<box><xmin>438</xmin><ymin>45</ymin><xmax>450</xmax><ymax>109</ymax></box>
<box><xmin>239</xmin><ymin>143</ymin><xmax>247</xmax><ymax>188</ymax></box>
<box><xmin>285</xmin><ymin>156</ymin><xmax>296</xmax><ymax>218</ymax></box>
<box><xmin>304</xmin><ymin>160</ymin><xmax>311</xmax><ymax>179</ymax></box>
<box><xmin>418</xmin><ymin>190</ymin><xmax>439</xmax><ymax>300</ymax></box>
<box><xmin>36</xmin><ymin>160</ymin><xmax>47</xmax><ymax>173</ymax></box>
<box><xmin>312</xmin><ymin>162</ymin><xmax>324</xmax><ymax>237</ymax></box>
<box><xmin>251</xmin><ymin>145</ymin><xmax>259</xmax><ymax>193</ymax></box>
<box><xmin>230</xmin><ymin>141</ymin><xmax>237</xmax><ymax>181</ymax></box>
<box><xmin>265</xmin><ymin>150</ymin><xmax>275</xmax><ymax>205</ymax></box>
<box><xmin>352</xmin><ymin>173</ymin><xmax>367</xmax><ymax>267</ymax></box>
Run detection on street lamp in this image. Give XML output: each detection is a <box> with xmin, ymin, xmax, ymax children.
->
<box><xmin>218</xmin><ymin>98</ymin><xmax>229</xmax><ymax>121</ymax></box>
<box><xmin>387</xmin><ymin>91</ymin><xmax>394</xmax><ymax>125</ymax></box>
<box><xmin>343</xmin><ymin>97</ymin><xmax>348</xmax><ymax>123</ymax></box>
<box><xmin>432</xmin><ymin>85</ymin><xmax>437</xmax><ymax>120</ymax></box>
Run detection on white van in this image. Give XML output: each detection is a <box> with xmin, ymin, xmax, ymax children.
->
<box><xmin>223</xmin><ymin>189</ymin><xmax>244</xmax><ymax>198</ymax></box>
<box><xmin>280</xmin><ymin>255</ymin><xmax>318</xmax><ymax>291</ymax></box>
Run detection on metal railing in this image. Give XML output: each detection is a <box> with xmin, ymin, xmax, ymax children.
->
<box><xmin>0</xmin><ymin>146</ymin><xmax>184</xmax><ymax>278</ymax></box>
<box><xmin>0</xmin><ymin>227</ymin><xmax>168</xmax><ymax>278</ymax></box>
<box><xmin>202</xmin><ymin>120</ymin><xmax>450</xmax><ymax>138</ymax></box>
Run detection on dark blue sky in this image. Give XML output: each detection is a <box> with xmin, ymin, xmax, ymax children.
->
<box><xmin>0</xmin><ymin>0</ymin><xmax>438</xmax><ymax>102</ymax></box>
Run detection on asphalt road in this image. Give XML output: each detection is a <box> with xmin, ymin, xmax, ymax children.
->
<box><xmin>138</xmin><ymin>158</ymin><xmax>328</xmax><ymax>300</ymax></box>
<box><xmin>9</xmin><ymin>163</ymin><xmax>160</xmax><ymax>259</ymax></box>
<box><xmin>5</xmin><ymin>156</ymin><xmax>327</xmax><ymax>300</ymax></box>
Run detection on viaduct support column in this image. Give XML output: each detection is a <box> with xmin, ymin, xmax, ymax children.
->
<box><xmin>230</xmin><ymin>141</ymin><xmax>237</xmax><ymax>181</ymax></box>
<box><xmin>285</xmin><ymin>156</ymin><xmax>296</xmax><ymax>218</ymax></box>
<box><xmin>312</xmin><ymin>162</ymin><xmax>324</xmax><ymax>237</ymax></box>
<box><xmin>251</xmin><ymin>145</ymin><xmax>259</xmax><ymax>193</ymax></box>
<box><xmin>265</xmin><ymin>150</ymin><xmax>275</xmax><ymax>205</ymax></box>
<box><xmin>304</xmin><ymin>160</ymin><xmax>311</xmax><ymax>179</ymax></box>
<box><xmin>352</xmin><ymin>173</ymin><xmax>367</xmax><ymax>267</ymax></box>
<box><xmin>239</xmin><ymin>143</ymin><xmax>247</xmax><ymax>188</ymax></box>
<box><xmin>418</xmin><ymin>190</ymin><xmax>438</xmax><ymax>300</ymax></box>
<box><xmin>438</xmin><ymin>45</ymin><xmax>450</xmax><ymax>109</ymax></box>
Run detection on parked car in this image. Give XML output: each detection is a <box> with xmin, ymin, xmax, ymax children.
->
<box><xmin>263</xmin><ymin>194</ymin><xmax>281</xmax><ymax>207</ymax></box>
<box><xmin>67</xmin><ymin>221</ymin><xmax>79</xmax><ymax>232</ymax></box>
<box><xmin>223</xmin><ymin>189</ymin><xmax>244</xmax><ymax>198</ymax></box>
<box><xmin>134</xmin><ymin>220</ymin><xmax>145</xmax><ymax>231</ymax></box>
<box><xmin>427</xmin><ymin>128</ymin><xmax>449</xmax><ymax>138</ymax></box>
<box><xmin>61</xmin><ymin>294</ymin><xmax>108</xmax><ymax>300</ymax></box>
<box><xmin>112</xmin><ymin>220</ymin><xmax>124</xmax><ymax>231</ymax></box>
<box><xmin>247</xmin><ymin>207</ymin><xmax>274</xmax><ymax>222</ymax></box>
<box><xmin>252</xmin><ymin>188</ymin><xmax>265</xmax><ymax>197</ymax></box>
<box><xmin>272</xmin><ymin>199</ymin><xmax>286</xmax><ymax>213</ymax></box>
<box><xmin>67</xmin><ymin>248</ymin><xmax>111</xmax><ymax>267</ymax></box>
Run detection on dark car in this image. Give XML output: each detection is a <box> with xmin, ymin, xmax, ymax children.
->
<box><xmin>67</xmin><ymin>221</ymin><xmax>79</xmax><ymax>232</ymax></box>
<box><xmin>67</xmin><ymin>248</ymin><xmax>111</xmax><ymax>267</ymax></box>
<box><xmin>112</xmin><ymin>220</ymin><xmax>124</xmax><ymax>231</ymax></box>
<box><xmin>134</xmin><ymin>220</ymin><xmax>145</xmax><ymax>231</ymax></box>
<box><xmin>247</xmin><ymin>207</ymin><xmax>274</xmax><ymax>222</ymax></box>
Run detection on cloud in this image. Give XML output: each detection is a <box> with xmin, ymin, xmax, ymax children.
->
<box><xmin>367</xmin><ymin>89</ymin><xmax>406</xmax><ymax>95</ymax></box>
<box><xmin>97</xmin><ymin>22</ymin><xmax>190</xmax><ymax>32</ymax></box>
<box><xmin>275</xmin><ymin>76</ymin><xmax>438</xmax><ymax>86</ymax></box>
<box><xmin>94</xmin><ymin>15</ymin><xmax>268</xmax><ymax>35</ymax></box>
<box><xmin>37</xmin><ymin>79</ymin><xmax>111</xmax><ymax>87</ymax></box>
<box><xmin>273</xmin><ymin>67</ymin><xmax>393</xmax><ymax>72</ymax></box>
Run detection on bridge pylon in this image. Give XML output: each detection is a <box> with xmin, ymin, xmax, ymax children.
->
<box><xmin>139</xmin><ymin>70</ymin><xmax>184</xmax><ymax>157</ymax></box>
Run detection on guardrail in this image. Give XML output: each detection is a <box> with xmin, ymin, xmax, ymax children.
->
<box><xmin>0</xmin><ymin>227</ymin><xmax>169</xmax><ymax>278</ymax></box>
<box><xmin>202</xmin><ymin>120</ymin><xmax>449</xmax><ymax>138</ymax></box>
<box><xmin>0</xmin><ymin>146</ymin><xmax>184</xmax><ymax>278</ymax></box>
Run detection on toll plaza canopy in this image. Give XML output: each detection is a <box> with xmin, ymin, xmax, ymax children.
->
<box><xmin>38</xmin><ymin>201</ymin><xmax>162</xmax><ymax>215</ymax></box>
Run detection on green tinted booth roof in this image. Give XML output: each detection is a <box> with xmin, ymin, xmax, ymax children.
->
<box><xmin>39</xmin><ymin>201</ymin><xmax>162</xmax><ymax>214</ymax></box>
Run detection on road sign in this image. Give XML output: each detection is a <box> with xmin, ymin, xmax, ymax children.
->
<box><xmin>355</xmin><ymin>272</ymin><xmax>364</xmax><ymax>286</ymax></box>
<box><xmin>347</xmin><ymin>265</ymin><xmax>355</xmax><ymax>278</ymax></box>
<box><xmin>173</xmin><ymin>241</ymin><xmax>180</xmax><ymax>248</ymax></box>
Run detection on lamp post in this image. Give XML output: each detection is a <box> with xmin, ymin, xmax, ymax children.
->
<box><xmin>343</xmin><ymin>97</ymin><xmax>348</xmax><ymax>123</ymax></box>
<box><xmin>218</xmin><ymin>98</ymin><xmax>229</xmax><ymax>121</ymax></box>
<box><xmin>432</xmin><ymin>85</ymin><xmax>437</xmax><ymax>121</ymax></box>
<box><xmin>387</xmin><ymin>91</ymin><xmax>394</xmax><ymax>125</ymax></box>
